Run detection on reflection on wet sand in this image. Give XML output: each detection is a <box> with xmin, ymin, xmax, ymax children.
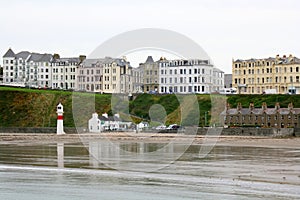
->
<box><xmin>0</xmin><ymin>140</ymin><xmax>299</xmax><ymax>199</ymax></box>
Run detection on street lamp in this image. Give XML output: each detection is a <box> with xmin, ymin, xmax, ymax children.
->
<box><xmin>204</xmin><ymin>111</ymin><xmax>210</xmax><ymax>127</ymax></box>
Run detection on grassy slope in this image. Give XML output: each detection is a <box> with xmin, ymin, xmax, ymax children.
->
<box><xmin>1</xmin><ymin>86</ymin><xmax>300</xmax><ymax>127</ymax></box>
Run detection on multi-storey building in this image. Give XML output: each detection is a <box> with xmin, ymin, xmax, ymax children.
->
<box><xmin>232</xmin><ymin>54</ymin><xmax>300</xmax><ymax>94</ymax></box>
<box><xmin>77</xmin><ymin>59</ymin><xmax>103</xmax><ymax>92</ymax></box>
<box><xmin>3</xmin><ymin>48</ymin><xmax>52</xmax><ymax>87</ymax></box>
<box><xmin>221</xmin><ymin>102</ymin><xmax>300</xmax><ymax>128</ymax></box>
<box><xmin>77</xmin><ymin>57</ymin><xmax>141</xmax><ymax>94</ymax></box>
<box><xmin>158</xmin><ymin>57</ymin><xmax>224</xmax><ymax>94</ymax></box>
<box><xmin>224</xmin><ymin>74</ymin><xmax>232</xmax><ymax>89</ymax></box>
<box><xmin>51</xmin><ymin>55</ymin><xmax>85</xmax><ymax>90</ymax></box>
<box><xmin>138</xmin><ymin>56</ymin><xmax>159</xmax><ymax>93</ymax></box>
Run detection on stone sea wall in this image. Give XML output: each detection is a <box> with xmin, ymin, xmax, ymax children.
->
<box><xmin>0</xmin><ymin>127</ymin><xmax>297</xmax><ymax>137</ymax></box>
<box><xmin>197</xmin><ymin>127</ymin><xmax>295</xmax><ymax>137</ymax></box>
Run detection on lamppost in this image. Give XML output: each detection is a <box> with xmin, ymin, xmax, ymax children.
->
<box><xmin>205</xmin><ymin>111</ymin><xmax>210</xmax><ymax>127</ymax></box>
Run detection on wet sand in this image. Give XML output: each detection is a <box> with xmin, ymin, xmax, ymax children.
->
<box><xmin>0</xmin><ymin>132</ymin><xmax>299</xmax><ymax>148</ymax></box>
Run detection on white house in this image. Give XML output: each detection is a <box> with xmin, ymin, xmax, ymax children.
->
<box><xmin>88</xmin><ymin>113</ymin><xmax>132</xmax><ymax>132</ymax></box>
<box><xmin>88</xmin><ymin>113</ymin><xmax>101</xmax><ymax>133</ymax></box>
<box><xmin>136</xmin><ymin>121</ymin><xmax>149</xmax><ymax>131</ymax></box>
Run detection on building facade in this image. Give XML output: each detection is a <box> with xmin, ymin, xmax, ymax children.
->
<box><xmin>51</xmin><ymin>55</ymin><xmax>84</xmax><ymax>90</ymax></box>
<box><xmin>2</xmin><ymin>48</ymin><xmax>52</xmax><ymax>87</ymax></box>
<box><xmin>138</xmin><ymin>56</ymin><xmax>159</xmax><ymax>93</ymax></box>
<box><xmin>224</xmin><ymin>74</ymin><xmax>232</xmax><ymax>89</ymax></box>
<box><xmin>158</xmin><ymin>57</ymin><xmax>224</xmax><ymax>94</ymax></box>
<box><xmin>221</xmin><ymin>102</ymin><xmax>300</xmax><ymax>128</ymax></box>
<box><xmin>232</xmin><ymin>54</ymin><xmax>300</xmax><ymax>94</ymax></box>
<box><xmin>77</xmin><ymin>57</ymin><xmax>141</xmax><ymax>94</ymax></box>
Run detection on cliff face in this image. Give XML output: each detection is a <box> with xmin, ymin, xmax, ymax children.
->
<box><xmin>0</xmin><ymin>88</ymin><xmax>112</xmax><ymax>128</ymax></box>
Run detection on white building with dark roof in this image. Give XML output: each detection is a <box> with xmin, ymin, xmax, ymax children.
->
<box><xmin>158</xmin><ymin>58</ymin><xmax>224</xmax><ymax>94</ymax></box>
<box><xmin>50</xmin><ymin>55</ymin><xmax>85</xmax><ymax>90</ymax></box>
<box><xmin>2</xmin><ymin>48</ymin><xmax>52</xmax><ymax>88</ymax></box>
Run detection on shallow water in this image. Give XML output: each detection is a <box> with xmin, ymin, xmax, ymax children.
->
<box><xmin>0</xmin><ymin>141</ymin><xmax>299</xmax><ymax>199</ymax></box>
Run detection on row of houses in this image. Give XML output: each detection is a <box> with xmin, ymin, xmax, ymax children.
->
<box><xmin>231</xmin><ymin>54</ymin><xmax>300</xmax><ymax>94</ymax></box>
<box><xmin>2</xmin><ymin>48</ymin><xmax>224</xmax><ymax>94</ymax></box>
<box><xmin>221</xmin><ymin>102</ymin><xmax>300</xmax><ymax>128</ymax></box>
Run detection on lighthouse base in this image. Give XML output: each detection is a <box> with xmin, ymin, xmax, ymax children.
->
<box><xmin>57</xmin><ymin>120</ymin><xmax>65</xmax><ymax>135</ymax></box>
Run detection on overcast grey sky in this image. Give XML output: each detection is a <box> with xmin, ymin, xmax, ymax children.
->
<box><xmin>1</xmin><ymin>0</ymin><xmax>299</xmax><ymax>73</ymax></box>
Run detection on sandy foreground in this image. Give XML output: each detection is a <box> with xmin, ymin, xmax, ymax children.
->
<box><xmin>0</xmin><ymin>132</ymin><xmax>300</xmax><ymax>148</ymax></box>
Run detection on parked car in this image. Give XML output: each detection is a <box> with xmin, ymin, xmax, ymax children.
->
<box><xmin>155</xmin><ymin>125</ymin><xmax>166</xmax><ymax>130</ymax></box>
<box><xmin>166</xmin><ymin>124</ymin><xmax>181</xmax><ymax>130</ymax></box>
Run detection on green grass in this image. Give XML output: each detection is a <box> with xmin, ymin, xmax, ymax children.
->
<box><xmin>1</xmin><ymin>86</ymin><xmax>300</xmax><ymax>128</ymax></box>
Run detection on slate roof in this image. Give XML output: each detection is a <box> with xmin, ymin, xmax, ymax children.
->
<box><xmin>3</xmin><ymin>49</ymin><xmax>15</xmax><ymax>58</ymax></box>
<box><xmin>99</xmin><ymin>115</ymin><xmax>122</xmax><ymax>122</ymax></box>
<box><xmin>81</xmin><ymin>57</ymin><xmax>130</xmax><ymax>68</ymax></box>
<box><xmin>222</xmin><ymin>108</ymin><xmax>300</xmax><ymax>115</ymax></box>
<box><xmin>3</xmin><ymin>48</ymin><xmax>53</xmax><ymax>62</ymax></box>
<box><xmin>52</xmin><ymin>57</ymin><xmax>80</xmax><ymax>63</ymax></box>
<box><xmin>16</xmin><ymin>51</ymin><xmax>31</xmax><ymax>60</ymax></box>
<box><xmin>27</xmin><ymin>53</ymin><xmax>52</xmax><ymax>62</ymax></box>
<box><xmin>145</xmin><ymin>56</ymin><xmax>154</xmax><ymax>63</ymax></box>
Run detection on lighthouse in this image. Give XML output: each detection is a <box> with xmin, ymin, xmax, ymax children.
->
<box><xmin>56</xmin><ymin>103</ymin><xmax>65</xmax><ymax>135</ymax></box>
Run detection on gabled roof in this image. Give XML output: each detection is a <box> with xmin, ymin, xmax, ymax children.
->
<box><xmin>27</xmin><ymin>53</ymin><xmax>52</xmax><ymax>62</ymax></box>
<box><xmin>16</xmin><ymin>51</ymin><xmax>31</xmax><ymax>60</ymax></box>
<box><xmin>145</xmin><ymin>56</ymin><xmax>154</xmax><ymax>63</ymax></box>
<box><xmin>3</xmin><ymin>48</ymin><xmax>15</xmax><ymax>58</ymax></box>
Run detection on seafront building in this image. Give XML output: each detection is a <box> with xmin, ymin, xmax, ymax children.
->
<box><xmin>2</xmin><ymin>48</ymin><xmax>224</xmax><ymax>94</ymax></box>
<box><xmin>77</xmin><ymin>57</ymin><xmax>142</xmax><ymax>94</ymax></box>
<box><xmin>221</xmin><ymin>102</ymin><xmax>300</xmax><ymax>128</ymax></box>
<box><xmin>2</xmin><ymin>48</ymin><xmax>85</xmax><ymax>89</ymax></box>
<box><xmin>2</xmin><ymin>48</ymin><xmax>52</xmax><ymax>87</ymax></box>
<box><xmin>50</xmin><ymin>54</ymin><xmax>85</xmax><ymax>90</ymax></box>
<box><xmin>138</xmin><ymin>56</ymin><xmax>159</xmax><ymax>93</ymax></box>
<box><xmin>157</xmin><ymin>57</ymin><xmax>224</xmax><ymax>94</ymax></box>
<box><xmin>232</xmin><ymin>54</ymin><xmax>300</xmax><ymax>94</ymax></box>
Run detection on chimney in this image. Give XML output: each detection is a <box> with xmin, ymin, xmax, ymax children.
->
<box><xmin>249</xmin><ymin>102</ymin><xmax>254</xmax><ymax>111</ymax></box>
<box><xmin>53</xmin><ymin>53</ymin><xmax>60</xmax><ymax>60</ymax></box>
<box><xmin>275</xmin><ymin>102</ymin><xmax>280</xmax><ymax>112</ymax></box>
<box><xmin>79</xmin><ymin>55</ymin><xmax>86</xmax><ymax>62</ymax></box>
<box><xmin>262</xmin><ymin>102</ymin><xmax>267</xmax><ymax>111</ymax></box>
<box><xmin>237</xmin><ymin>102</ymin><xmax>242</xmax><ymax>111</ymax></box>
<box><xmin>288</xmin><ymin>102</ymin><xmax>294</xmax><ymax>111</ymax></box>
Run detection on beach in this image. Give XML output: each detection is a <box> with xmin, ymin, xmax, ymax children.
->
<box><xmin>0</xmin><ymin>132</ymin><xmax>299</xmax><ymax>148</ymax></box>
<box><xmin>1</xmin><ymin>132</ymin><xmax>300</xmax><ymax>199</ymax></box>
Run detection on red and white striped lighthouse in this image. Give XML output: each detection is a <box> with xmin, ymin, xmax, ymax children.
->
<box><xmin>56</xmin><ymin>103</ymin><xmax>65</xmax><ymax>135</ymax></box>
